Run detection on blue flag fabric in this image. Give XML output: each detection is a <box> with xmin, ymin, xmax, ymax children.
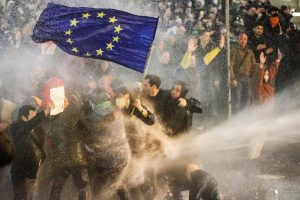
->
<box><xmin>32</xmin><ymin>3</ymin><xmax>158</xmax><ymax>73</ymax></box>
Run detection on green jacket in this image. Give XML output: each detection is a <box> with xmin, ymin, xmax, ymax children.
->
<box><xmin>229</xmin><ymin>46</ymin><xmax>256</xmax><ymax>80</ymax></box>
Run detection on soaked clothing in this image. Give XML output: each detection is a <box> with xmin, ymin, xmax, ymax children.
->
<box><xmin>46</xmin><ymin>97</ymin><xmax>86</xmax><ymax>172</ymax></box>
<box><xmin>10</xmin><ymin>111</ymin><xmax>47</xmax><ymax>200</ymax></box>
<box><xmin>124</xmin><ymin>100</ymin><xmax>155</xmax><ymax>126</ymax></box>
<box><xmin>162</xmin><ymin>97</ymin><xmax>192</xmax><ymax>136</ymax></box>
<box><xmin>49</xmin><ymin>168</ymin><xmax>87</xmax><ymax>200</ymax></box>
<box><xmin>45</xmin><ymin>96</ymin><xmax>87</xmax><ymax>200</ymax></box>
<box><xmin>121</xmin><ymin>101</ymin><xmax>156</xmax><ymax>200</ymax></box>
<box><xmin>146</xmin><ymin>89</ymin><xmax>169</xmax><ymax>113</ymax></box>
<box><xmin>143</xmin><ymin>89</ymin><xmax>169</xmax><ymax>126</ymax></box>
<box><xmin>80</xmin><ymin>112</ymin><xmax>130</xmax><ymax>170</ymax></box>
<box><xmin>189</xmin><ymin>170</ymin><xmax>220</xmax><ymax>200</ymax></box>
<box><xmin>10</xmin><ymin>111</ymin><xmax>47</xmax><ymax>182</ymax></box>
<box><xmin>124</xmin><ymin>100</ymin><xmax>155</xmax><ymax>157</ymax></box>
<box><xmin>79</xmin><ymin>103</ymin><xmax>130</xmax><ymax>199</ymax></box>
<box><xmin>161</xmin><ymin>163</ymin><xmax>220</xmax><ymax>200</ymax></box>
<box><xmin>161</xmin><ymin>96</ymin><xmax>202</xmax><ymax>136</ymax></box>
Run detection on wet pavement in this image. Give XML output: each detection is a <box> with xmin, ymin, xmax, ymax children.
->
<box><xmin>198</xmin><ymin>140</ymin><xmax>300</xmax><ymax>200</ymax></box>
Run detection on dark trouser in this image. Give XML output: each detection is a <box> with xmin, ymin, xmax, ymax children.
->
<box><xmin>232</xmin><ymin>76</ymin><xmax>251</xmax><ymax>113</ymax></box>
<box><xmin>86</xmin><ymin>144</ymin><xmax>130</xmax><ymax>199</ymax></box>
<box><xmin>12</xmin><ymin>178</ymin><xmax>35</xmax><ymax>200</ymax></box>
<box><xmin>49</xmin><ymin>168</ymin><xmax>86</xmax><ymax>200</ymax></box>
<box><xmin>88</xmin><ymin>166</ymin><xmax>126</xmax><ymax>200</ymax></box>
<box><xmin>207</xmin><ymin>83</ymin><xmax>221</xmax><ymax>117</ymax></box>
<box><xmin>12</xmin><ymin>179</ymin><xmax>27</xmax><ymax>200</ymax></box>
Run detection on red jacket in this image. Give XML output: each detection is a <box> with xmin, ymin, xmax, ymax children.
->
<box><xmin>251</xmin><ymin>61</ymin><xmax>280</xmax><ymax>105</ymax></box>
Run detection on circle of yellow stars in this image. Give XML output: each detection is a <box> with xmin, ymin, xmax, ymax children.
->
<box><xmin>65</xmin><ymin>12</ymin><xmax>123</xmax><ymax>57</ymax></box>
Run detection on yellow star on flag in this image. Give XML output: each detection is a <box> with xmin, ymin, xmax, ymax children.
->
<box><xmin>82</xmin><ymin>12</ymin><xmax>91</xmax><ymax>19</ymax></box>
<box><xmin>106</xmin><ymin>42</ymin><xmax>114</xmax><ymax>50</ymax></box>
<box><xmin>96</xmin><ymin>48</ymin><xmax>104</xmax><ymax>56</ymax></box>
<box><xmin>114</xmin><ymin>25</ymin><xmax>123</xmax><ymax>34</ymax></box>
<box><xmin>66</xmin><ymin>38</ymin><xmax>74</xmax><ymax>44</ymax></box>
<box><xmin>97</xmin><ymin>12</ymin><xmax>106</xmax><ymax>18</ymax></box>
<box><xmin>72</xmin><ymin>47</ymin><xmax>79</xmax><ymax>53</ymax></box>
<box><xmin>113</xmin><ymin>36</ymin><xmax>120</xmax><ymax>43</ymax></box>
<box><xmin>65</xmin><ymin>29</ymin><xmax>73</xmax><ymax>35</ymax></box>
<box><xmin>84</xmin><ymin>52</ymin><xmax>91</xmax><ymax>56</ymax></box>
<box><xmin>109</xmin><ymin>16</ymin><xmax>117</xmax><ymax>23</ymax></box>
<box><xmin>70</xmin><ymin>18</ymin><xmax>79</xmax><ymax>27</ymax></box>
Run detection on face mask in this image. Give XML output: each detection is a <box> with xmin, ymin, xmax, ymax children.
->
<box><xmin>270</xmin><ymin>16</ymin><xmax>279</xmax><ymax>27</ymax></box>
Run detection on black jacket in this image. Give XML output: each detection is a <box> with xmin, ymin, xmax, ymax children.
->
<box><xmin>248</xmin><ymin>33</ymin><xmax>269</xmax><ymax>62</ymax></box>
<box><xmin>162</xmin><ymin>96</ymin><xmax>202</xmax><ymax>136</ymax></box>
<box><xmin>124</xmin><ymin>100</ymin><xmax>155</xmax><ymax>126</ymax></box>
<box><xmin>162</xmin><ymin>97</ymin><xmax>191</xmax><ymax>136</ymax></box>
<box><xmin>147</xmin><ymin>89</ymin><xmax>170</xmax><ymax>116</ymax></box>
<box><xmin>160</xmin><ymin>162</ymin><xmax>220</xmax><ymax>200</ymax></box>
<box><xmin>10</xmin><ymin>111</ymin><xmax>47</xmax><ymax>181</ymax></box>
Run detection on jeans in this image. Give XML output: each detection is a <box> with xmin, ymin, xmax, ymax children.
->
<box><xmin>232</xmin><ymin>76</ymin><xmax>251</xmax><ymax>113</ymax></box>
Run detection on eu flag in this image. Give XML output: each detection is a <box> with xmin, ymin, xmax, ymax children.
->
<box><xmin>32</xmin><ymin>3</ymin><xmax>158</xmax><ymax>73</ymax></box>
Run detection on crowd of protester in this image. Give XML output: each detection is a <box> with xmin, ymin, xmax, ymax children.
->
<box><xmin>1</xmin><ymin>0</ymin><xmax>300</xmax><ymax>199</ymax></box>
<box><xmin>158</xmin><ymin>0</ymin><xmax>299</xmax><ymax>116</ymax></box>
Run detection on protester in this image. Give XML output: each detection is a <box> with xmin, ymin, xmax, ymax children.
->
<box><xmin>46</xmin><ymin>93</ymin><xmax>87</xmax><ymax>200</ymax></box>
<box><xmin>251</xmin><ymin>51</ymin><xmax>282</xmax><ymax>105</ymax></box>
<box><xmin>0</xmin><ymin>0</ymin><xmax>299</xmax><ymax>199</ymax></box>
<box><xmin>79</xmin><ymin>86</ymin><xmax>130</xmax><ymax>199</ymax></box>
<box><xmin>10</xmin><ymin>104</ymin><xmax>50</xmax><ymax>200</ymax></box>
<box><xmin>180</xmin><ymin>32</ymin><xmax>225</xmax><ymax>117</ymax></box>
<box><xmin>111</xmin><ymin>81</ymin><xmax>157</xmax><ymax>200</ymax></box>
<box><xmin>229</xmin><ymin>32</ymin><xmax>256</xmax><ymax>113</ymax></box>
<box><xmin>162</xmin><ymin>81</ymin><xmax>202</xmax><ymax>136</ymax></box>
<box><xmin>142</xmin><ymin>74</ymin><xmax>170</xmax><ymax>116</ymax></box>
<box><xmin>174</xmin><ymin>53</ymin><xmax>201</xmax><ymax>99</ymax></box>
<box><xmin>158</xmin><ymin>160</ymin><xmax>221</xmax><ymax>200</ymax></box>
<box><xmin>248</xmin><ymin>22</ymin><xmax>270</xmax><ymax>63</ymax></box>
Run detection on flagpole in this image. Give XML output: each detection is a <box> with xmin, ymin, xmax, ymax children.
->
<box><xmin>142</xmin><ymin>44</ymin><xmax>154</xmax><ymax>79</ymax></box>
<box><xmin>130</xmin><ymin>44</ymin><xmax>154</xmax><ymax>115</ymax></box>
<box><xmin>226</xmin><ymin>0</ymin><xmax>232</xmax><ymax>119</ymax></box>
